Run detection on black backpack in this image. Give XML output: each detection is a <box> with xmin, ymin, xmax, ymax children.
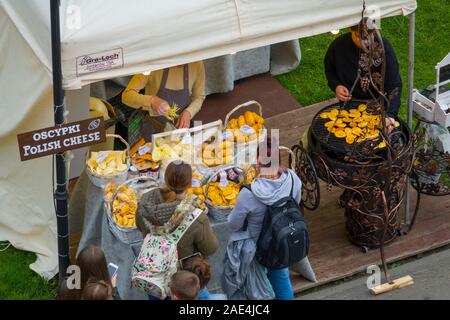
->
<box><xmin>243</xmin><ymin>173</ymin><xmax>309</xmax><ymax>269</ymax></box>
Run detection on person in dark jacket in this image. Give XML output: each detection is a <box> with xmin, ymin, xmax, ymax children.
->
<box><xmin>324</xmin><ymin>19</ymin><xmax>402</xmax><ymax>131</ymax></box>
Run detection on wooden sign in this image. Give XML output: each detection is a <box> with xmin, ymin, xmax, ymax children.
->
<box><xmin>17</xmin><ymin>117</ymin><xmax>106</xmax><ymax>161</ymax></box>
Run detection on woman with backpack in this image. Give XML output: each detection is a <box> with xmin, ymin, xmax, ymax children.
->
<box><xmin>228</xmin><ymin>137</ymin><xmax>302</xmax><ymax>300</ymax></box>
<box><xmin>135</xmin><ymin>160</ymin><xmax>219</xmax><ymax>299</ymax></box>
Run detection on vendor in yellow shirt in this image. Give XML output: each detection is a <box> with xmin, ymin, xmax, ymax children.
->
<box><xmin>122</xmin><ymin>61</ymin><xmax>205</xmax><ymax>131</ymax></box>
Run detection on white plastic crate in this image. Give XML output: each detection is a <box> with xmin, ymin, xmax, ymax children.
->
<box><xmin>413</xmin><ymin>52</ymin><xmax>450</xmax><ymax>127</ymax></box>
<box><xmin>412</xmin><ymin>89</ymin><xmax>435</xmax><ymax>122</ymax></box>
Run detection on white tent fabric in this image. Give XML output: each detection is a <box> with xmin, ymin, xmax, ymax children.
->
<box><xmin>0</xmin><ymin>4</ymin><xmax>57</xmax><ymax>279</ymax></box>
<box><xmin>0</xmin><ymin>0</ymin><xmax>416</xmax><ymax>278</ymax></box>
<box><xmin>2</xmin><ymin>0</ymin><xmax>417</xmax><ymax>91</ymax></box>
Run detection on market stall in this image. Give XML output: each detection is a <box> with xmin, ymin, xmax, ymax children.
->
<box><xmin>0</xmin><ymin>0</ymin><xmax>419</xmax><ymax>287</ymax></box>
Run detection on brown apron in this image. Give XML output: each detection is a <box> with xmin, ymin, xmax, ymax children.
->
<box><xmin>141</xmin><ymin>65</ymin><xmax>191</xmax><ymax>139</ymax></box>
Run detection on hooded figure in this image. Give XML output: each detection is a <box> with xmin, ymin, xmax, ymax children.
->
<box><xmin>226</xmin><ymin>162</ymin><xmax>302</xmax><ymax>301</ymax></box>
<box><xmin>228</xmin><ymin>169</ymin><xmax>302</xmax><ymax>241</ymax></box>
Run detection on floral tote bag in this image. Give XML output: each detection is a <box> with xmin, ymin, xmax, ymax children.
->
<box><xmin>131</xmin><ymin>208</ymin><xmax>202</xmax><ymax>299</ymax></box>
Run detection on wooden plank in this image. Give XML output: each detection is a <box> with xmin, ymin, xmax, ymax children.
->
<box><xmin>196</xmin><ymin>73</ymin><xmax>303</xmax><ymax>123</ymax></box>
<box><xmin>265</xmin><ymin>98</ymin><xmax>336</xmax><ymax>127</ymax></box>
<box><xmin>265</xmin><ymin>99</ymin><xmax>336</xmax><ymax>147</ymax></box>
<box><xmin>369</xmin><ymin>276</ymin><xmax>414</xmax><ymax>295</ymax></box>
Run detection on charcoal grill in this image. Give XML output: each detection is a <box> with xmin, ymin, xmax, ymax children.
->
<box><xmin>308</xmin><ymin>101</ymin><xmax>412</xmax><ymax>186</ymax></box>
<box><xmin>298</xmin><ymin>101</ymin><xmax>414</xmax><ymax>249</ymax></box>
<box><xmin>311</xmin><ymin>101</ymin><xmax>383</xmax><ymax>160</ymax></box>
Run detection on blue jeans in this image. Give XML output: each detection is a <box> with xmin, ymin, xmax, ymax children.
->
<box><xmin>148</xmin><ymin>295</ymin><xmax>170</xmax><ymax>300</ymax></box>
<box><xmin>198</xmin><ymin>287</ymin><xmax>210</xmax><ymax>300</ymax></box>
<box><xmin>198</xmin><ymin>287</ymin><xmax>227</xmax><ymax>300</ymax></box>
<box><xmin>267</xmin><ymin>268</ymin><xmax>294</xmax><ymax>300</ymax></box>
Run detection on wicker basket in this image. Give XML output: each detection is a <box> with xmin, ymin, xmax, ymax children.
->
<box><xmin>86</xmin><ymin>134</ymin><xmax>131</xmax><ymax>188</ymax></box>
<box><xmin>224</xmin><ymin>101</ymin><xmax>267</xmax><ymax>166</ymax></box>
<box><xmin>279</xmin><ymin>146</ymin><xmax>297</xmax><ymax>172</ymax></box>
<box><xmin>204</xmin><ymin>165</ymin><xmax>244</xmax><ymax>222</ymax></box>
<box><xmin>105</xmin><ymin>176</ymin><xmax>159</xmax><ymax>244</ymax></box>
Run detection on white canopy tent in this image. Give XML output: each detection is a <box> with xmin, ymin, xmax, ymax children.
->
<box><xmin>0</xmin><ymin>0</ymin><xmax>417</xmax><ymax>279</ymax></box>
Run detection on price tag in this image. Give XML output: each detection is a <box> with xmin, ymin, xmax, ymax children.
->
<box><xmin>219</xmin><ymin>171</ymin><xmax>228</xmax><ymax>187</ymax></box>
<box><xmin>222</xmin><ymin>131</ymin><xmax>233</xmax><ymax>141</ymax></box>
<box><xmin>240</xmin><ymin>125</ymin><xmax>255</xmax><ymax>136</ymax></box>
<box><xmin>192</xmin><ymin>179</ymin><xmax>201</xmax><ymax>187</ymax></box>
<box><xmin>96</xmin><ymin>151</ymin><xmax>109</xmax><ymax>163</ymax></box>
<box><xmin>138</xmin><ymin>145</ymin><xmax>150</xmax><ymax>155</ymax></box>
<box><xmin>182</xmin><ymin>134</ymin><xmax>192</xmax><ymax>145</ymax></box>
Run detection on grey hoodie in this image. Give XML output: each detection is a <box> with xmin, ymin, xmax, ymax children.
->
<box><xmin>228</xmin><ymin>169</ymin><xmax>302</xmax><ymax>241</ymax></box>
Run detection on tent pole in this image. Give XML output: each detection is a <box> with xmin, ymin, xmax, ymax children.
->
<box><xmin>405</xmin><ymin>11</ymin><xmax>415</xmax><ymax>227</ymax></box>
<box><xmin>50</xmin><ymin>0</ymin><xmax>71</xmax><ymax>284</ymax></box>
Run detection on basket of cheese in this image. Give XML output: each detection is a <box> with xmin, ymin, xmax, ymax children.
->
<box><xmin>186</xmin><ymin>166</ymin><xmax>210</xmax><ymax>212</ymax></box>
<box><xmin>204</xmin><ymin>166</ymin><xmax>244</xmax><ymax>222</ymax></box>
<box><xmin>104</xmin><ymin>176</ymin><xmax>159</xmax><ymax>244</ymax></box>
<box><xmin>224</xmin><ymin>101</ymin><xmax>267</xmax><ymax>166</ymax></box>
<box><xmin>86</xmin><ymin>134</ymin><xmax>130</xmax><ymax>188</ymax></box>
<box><xmin>130</xmin><ymin>140</ymin><xmax>160</xmax><ymax>181</ymax></box>
<box><xmin>201</xmin><ymin>137</ymin><xmax>235</xmax><ymax>168</ymax></box>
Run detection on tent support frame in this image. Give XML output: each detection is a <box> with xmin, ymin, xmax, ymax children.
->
<box><xmin>50</xmin><ymin>0</ymin><xmax>71</xmax><ymax>284</ymax></box>
<box><xmin>404</xmin><ymin>11</ymin><xmax>416</xmax><ymax>227</ymax></box>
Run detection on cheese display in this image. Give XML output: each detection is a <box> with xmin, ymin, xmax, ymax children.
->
<box><xmin>206</xmin><ymin>182</ymin><xmax>240</xmax><ymax>207</ymax></box>
<box><xmin>187</xmin><ymin>185</ymin><xmax>206</xmax><ymax>210</ymax></box>
<box><xmin>206</xmin><ymin>168</ymin><xmax>243</xmax><ymax>207</ymax></box>
<box><xmin>226</xmin><ymin>111</ymin><xmax>265</xmax><ymax>143</ymax></box>
<box><xmin>86</xmin><ymin>150</ymin><xmax>128</xmax><ymax>175</ymax></box>
<box><xmin>104</xmin><ymin>182</ymin><xmax>138</xmax><ymax>228</ymax></box>
<box><xmin>202</xmin><ymin>140</ymin><xmax>235</xmax><ymax>167</ymax></box>
<box><xmin>320</xmin><ymin>104</ymin><xmax>399</xmax><ymax>147</ymax></box>
<box><xmin>131</xmin><ymin>142</ymin><xmax>160</xmax><ymax>171</ymax></box>
<box><xmin>187</xmin><ymin>167</ymin><xmax>207</xmax><ymax>210</ymax></box>
<box><xmin>152</xmin><ymin>135</ymin><xmax>192</xmax><ymax>163</ymax></box>
<box><xmin>244</xmin><ymin>166</ymin><xmax>257</xmax><ymax>185</ymax></box>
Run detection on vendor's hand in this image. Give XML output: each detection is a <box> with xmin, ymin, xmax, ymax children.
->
<box><xmin>150</xmin><ymin>96</ymin><xmax>169</xmax><ymax>116</ymax></box>
<box><xmin>385</xmin><ymin>117</ymin><xmax>396</xmax><ymax>133</ymax></box>
<box><xmin>176</xmin><ymin>110</ymin><xmax>191</xmax><ymax>129</ymax></box>
<box><xmin>336</xmin><ymin>85</ymin><xmax>351</xmax><ymax>101</ymax></box>
<box><xmin>111</xmin><ymin>274</ymin><xmax>117</xmax><ymax>288</ymax></box>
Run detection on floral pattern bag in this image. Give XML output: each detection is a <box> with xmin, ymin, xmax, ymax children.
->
<box><xmin>131</xmin><ymin>208</ymin><xmax>202</xmax><ymax>299</ymax></box>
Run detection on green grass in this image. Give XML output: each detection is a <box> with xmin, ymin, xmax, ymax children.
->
<box><xmin>0</xmin><ymin>245</ymin><xmax>58</xmax><ymax>300</ymax></box>
<box><xmin>388</xmin><ymin>262</ymin><xmax>402</xmax><ymax>269</ymax></box>
<box><xmin>277</xmin><ymin>0</ymin><xmax>450</xmax><ymax>122</ymax></box>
